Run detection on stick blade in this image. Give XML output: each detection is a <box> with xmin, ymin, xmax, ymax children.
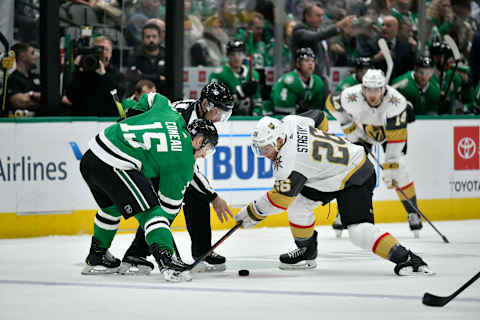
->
<box><xmin>422</xmin><ymin>292</ymin><xmax>449</xmax><ymax>307</ymax></box>
<box><xmin>444</xmin><ymin>35</ymin><xmax>461</xmax><ymax>60</ymax></box>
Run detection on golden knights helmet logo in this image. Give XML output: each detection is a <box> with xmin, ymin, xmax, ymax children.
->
<box><xmin>363</xmin><ymin>124</ymin><xmax>386</xmax><ymax>142</ymax></box>
<box><xmin>268</xmin><ymin>123</ymin><xmax>276</xmax><ymax>130</ymax></box>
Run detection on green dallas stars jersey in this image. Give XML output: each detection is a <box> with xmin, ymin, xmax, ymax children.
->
<box><xmin>89</xmin><ymin>93</ymin><xmax>194</xmax><ymax>208</ymax></box>
<box><xmin>392</xmin><ymin>71</ymin><xmax>441</xmax><ymax>115</ymax></box>
<box><xmin>335</xmin><ymin>74</ymin><xmax>359</xmax><ymax>93</ymax></box>
<box><xmin>208</xmin><ymin>64</ymin><xmax>262</xmax><ymax>115</ymax></box>
<box><xmin>269</xmin><ymin>70</ymin><xmax>326</xmax><ymax>115</ymax></box>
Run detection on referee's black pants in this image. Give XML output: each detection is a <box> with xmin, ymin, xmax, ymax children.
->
<box><xmin>123</xmin><ymin>185</ymin><xmax>213</xmax><ymax>259</ymax></box>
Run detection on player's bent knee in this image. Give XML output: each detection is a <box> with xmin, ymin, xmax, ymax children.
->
<box><xmin>347</xmin><ymin>223</ymin><xmax>383</xmax><ymax>250</ymax></box>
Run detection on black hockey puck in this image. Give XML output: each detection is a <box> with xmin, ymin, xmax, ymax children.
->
<box><xmin>238</xmin><ymin>269</ymin><xmax>250</xmax><ymax>276</ymax></box>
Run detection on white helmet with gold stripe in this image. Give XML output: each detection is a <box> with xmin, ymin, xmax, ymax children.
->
<box><xmin>252</xmin><ymin>116</ymin><xmax>285</xmax><ymax>156</ymax></box>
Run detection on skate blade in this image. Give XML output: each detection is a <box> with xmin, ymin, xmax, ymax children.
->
<box><xmin>162</xmin><ymin>269</ymin><xmax>193</xmax><ymax>282</ymax></box>
<box><xmin>413</xmin><ymin>230</ymin><xmax>420</xmax><ymax>238</ymax></box>
<box><xmin>118</xmin><ymin>262</ymin><xmax>153</xmax><ymax>275</ymax></box>
<box><xmin>334</xmin><ymin>229</ymin><xmax>343</xmax><ymax>239</ymax></box>
<box><xmin>191</xmin><ymin>262</ymin><xmax>226</xmax><ymax>273</ymax></box>
<box><xmin>81</xmin><ymin>264</ymin><xmax>120</xmax><ymax>275</ymax></box>
<box><xmin>397</xmin><ymin>265</ymin><xmax>436</xmax><ymax>276</ymax></box>
<box><xmin>279</xmin><ymin>260</ymin><xmax>317</xmax><ymax>270</ymax></box>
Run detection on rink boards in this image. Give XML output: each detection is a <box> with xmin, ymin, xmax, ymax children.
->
<box><xmin>0</xmin><ymin>116</ymin><xmax>479</xmax><ymax>238</ymax></box>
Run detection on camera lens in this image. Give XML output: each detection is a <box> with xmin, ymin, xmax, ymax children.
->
<box><xmin>81</xmin><ymin>54</ymin><xmax>99</xmax><ymax>72</ymax></box>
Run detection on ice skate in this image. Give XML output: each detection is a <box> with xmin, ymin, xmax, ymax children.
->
<box><xmin>394</xmin><ymin>251</ymin><xmax>435</xmax><ymax>276</ymax></box>
<box><xmin>332</xmin><ymin>214</ymin><xmax>344</xmax><ymax>238</ymax></box>
<box><xmin>192</xmin><ymin>251</ymin><xmax>226</xmax><ymax>273</ymax></box>
<box><xmin>119</xmin><ymin>256</ymin><xmax>154</xmax><ymax>275</ymax></box>
<box><xmin>408</xmin><ymin>212</ymin><xmax>423</xmax><ymax>238</ymax></box>
<box><xmin>279</xmin><ymin>231</ymin><xmax>318</xmax><ymax>270</ymax></box>
<box><xmin>150</xmin><ymin>243</ymin><xmax>192</xmax><ymax>282</ymax></box>
<box><xmin>81</xmin><ymin>237</ymin><xmax>121</xmax><ymax>275</ymax></box>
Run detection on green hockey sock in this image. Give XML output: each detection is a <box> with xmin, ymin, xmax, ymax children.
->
<box><xmin>93</xmin><ymin>205</ymin><xmax>122</xmax><ymax>249</ymax></box>
<box><xmin>135</xmin><ymin>206</ymin><xmax>173</xmax><ymax>253</ymax></box>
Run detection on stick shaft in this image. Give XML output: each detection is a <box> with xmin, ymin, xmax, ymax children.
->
<box><xmin>366</xmin><ymin>149</ymin><xmax>449</xmax><ymax>243</ymax></box>
<box><xmin>187</xmin><ymin>222</ymin><xmax>241</xmax><ymax>270</ymax></box>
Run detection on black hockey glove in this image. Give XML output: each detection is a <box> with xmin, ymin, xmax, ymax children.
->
<box><xmin>239</xmin><ymin>80</ymin><xmax>258</xmax><ymax>98</ymax></box>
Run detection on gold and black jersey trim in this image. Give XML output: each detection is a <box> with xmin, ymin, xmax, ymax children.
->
<box><xmin>343</xmin><ymin>122</ymin><xmax>357</xmax><ymax>134</ymax></box>
<box><xmin>325</xmin><ymin>93</ymin><xmax>344</xmax><ymax>114</ymax></box>
<box><xmin>246</xmin><ymin>203</ymin><xmax>265</xmax><ymax>221</ymax></box>
<box><xmin>385</xmin><ymin>128</ymin><xmax>407</xmax><ymax>142</ymax></box>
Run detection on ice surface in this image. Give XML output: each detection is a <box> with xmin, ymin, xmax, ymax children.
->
<box><xmin>1</xmin><ymin>220</ymin><xmax>479</xmax><ymax>320</ymax></box>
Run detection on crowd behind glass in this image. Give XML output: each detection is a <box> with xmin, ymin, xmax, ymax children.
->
<box><xmin>2</xmin><ymin>0</ymin><xmax>480</xmax><ymax>117</ymax></box>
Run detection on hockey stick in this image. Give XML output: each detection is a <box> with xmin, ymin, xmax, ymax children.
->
<box><xmin>248</xmin><ymin>30</ymin><xmax>253</xmax><ymax>82</ymax></box>
<box><xmin>440</xmin><ymin>35</ymin><xmax>462</xmax><ymax>114</ymax></box>
<box><xmin>365</xmin><ymin>149</ymin><xmax>450</xmax><ymax>243</ymax></box>
<box><xmin>110</xmin><ymin>89</ymin><xmax>126</xmax><ymax>119</ymax></box>
<box><xmin>378</xmin><ymin>38</ymin><xmax>393</xmax><ymax>83</ymax></box>
<box><xmin>0</xmin><ymin>31</ymin><xmax>10</xmax><ymax>115</ymax></box>
<box><xmin>423</xmin><ymin>271</ymin><xmax>480</xmax><ymax>307</ymax></box>
<box><xmin>186</xmin><ymin>222</ymin><xmax>241</xmax><ymax>271</ymax></box>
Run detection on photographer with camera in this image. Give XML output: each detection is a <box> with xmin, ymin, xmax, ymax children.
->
<box><xmin>4</xmin><ymin>42</ymin><xmax>41</xmax><ymax>117</ymax></box>
<box><xmin>66</xmin><ymin>35</ymin><xmax>125</xmax><ymax>116</ymax></box>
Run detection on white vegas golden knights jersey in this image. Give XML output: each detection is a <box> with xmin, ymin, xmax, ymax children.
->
<box><xmin>244</xmin><ymin>114</ymin><xmax>375</xmax><ymax>222</ymax></box>
<box><xmin>326</xmin><ymin>84</ymin><xmax>408</xmax><ymax>146</ymax></box>
<box><xmin>275</xmin><ymin>115</ymin><xmax>371</xmax><ymax>193</ymax></box>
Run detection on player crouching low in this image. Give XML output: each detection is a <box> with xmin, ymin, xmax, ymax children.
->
<box><xmin>235</xmin><ymin>113</ymin><xmax>434</xmax><ymax>276</ymax></box>
<box><xmin>79</xmin><ymin>93</ymin><xmax>219</xmax><ymax>282</ymax></box>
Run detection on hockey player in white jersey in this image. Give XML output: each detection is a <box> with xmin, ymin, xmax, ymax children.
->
<box><xmin>326</xmin><ymin>69</ymin><xmax>423</xmax><ymax>238</ymax></box>
<box><xmin>234</xmin><ymin>113</ymin><xmax>433</xmax><ymax>276</ymax></box>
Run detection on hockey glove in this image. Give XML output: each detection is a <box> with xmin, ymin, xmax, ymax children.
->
<box><xmin>1</xmin><ymin>51</ymin><xmax>15</xmax><ymax>70</ymax></box>
<box><xmin>341</xmin><ymin>121</ymin><xmax>364</xmax><ymax>143</ymax></box>
<box><xmin>239</xmin><ymin>80</ymin><xmax>258</xmax><ymax>98</ymax></box>
<box><xmin>235</xmin><ymin>205</ymin><xmax>260</xmax><ymax>229</ymax></box>
<box><xmin>382</xmin><ymin>162</ymin><xmax>400</xmax><ymax>189</ymax></box>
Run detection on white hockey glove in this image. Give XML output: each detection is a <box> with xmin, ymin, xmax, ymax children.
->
<box><xmin>235</xmin><ymin>205</ymin><xmax>261</xmax><ymax>229</ymax></box>
<box><xmin>341</xmin><ymin>121</ymin><xmax>364</xmax><ymax>143</ymax></box>
<box><xmin>382</xmin><ymin>162</ymin><xmax>400</xmax><ymax>189</ymax></box>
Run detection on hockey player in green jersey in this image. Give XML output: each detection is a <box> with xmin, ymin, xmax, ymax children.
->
<box><xmin>392</xmin><ymin>55</ymin><xmax>440</xmax><ymax>115</ymax></box>
<box><xmin>80</xmin><ymin>92</ymin><xmax>219</xmax><ymax>282</ymax></box>
<box><xmin>208</xmin><ymin>39</ymin><xmax>262</xmax><ymax>116</ymax></box>
<box><xmin>267</xmin><ymin>47</ymin><xmax>326</xmax><ymax>115</ymax></box>
<box><xmin>335</xmin><ymin>57</ymin><xmax>372</xmax><ymax>93</ymax></box>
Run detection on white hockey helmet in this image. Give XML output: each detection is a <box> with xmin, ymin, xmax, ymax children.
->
<box><xmin>251</xmin><ymin>116</ymin><xmax>285</xmax><ymax>156</ymax></box>
<box><xmin>362</xmin><ymin>69</ymin><xmax>386</xmax><ymax>91</ymax></box>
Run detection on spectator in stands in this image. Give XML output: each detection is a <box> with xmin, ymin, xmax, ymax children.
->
<box><xmin>470</xmin><ymin>31</ymin><xmax>480</xmax><ymax>87</ymax></box>
<box><xmin>398</xmin><ymin>15</ymin><xmax>417</xmax><ymax>54</ymax></box>
<box><xmin>335</xmin><ymin>57</ymin><xmax>373</xmax><ymax>93</ymax></box>
<box><xmin>66</xmin><ymin>35</ymin><xmax>125</xmax><ymax>116</ymax></box>
<box><xmin>328</xmin><ymin>12</ymin><xmax>357</xmax><ymax>67</ymax></box>
<box><xmin>265</xmin><ymin>47</ymin><xmax>326</xmax><ymax>115</ymax></box>
<box><xmin>145</xmin><ymin>18</ymin><xmax>166</xmax><ymax>46</ymax></box>
<box><xmin>208</xmin><ymin>39</ymin><xmax>262</xmax><ymax>116</ymax></box>
<box><xmin>5</xmin><ymin>43</ymin><xmax>41</xmax><ymax>117</ymax></box>
<box><xmin>184</xmin><ymin>0</ymin><xmax>204</xmax><ymax>66</ymax></box>
<box><xmin>190</xmin><ymin>15</ymin><xmax>229</xmax><ymax>67</ymax></box>
<box><xmin>357</xmin><ymin>15</ymin><xmax>415</xmax><ymax>82</ymax></box>
<box><xmin>234</xmin><ymin>12</ymin><xmax>267</xmax><ymax>68</ymax></box>
<box><xmin>122</xmin><ymin>79</ymin><xmax>156</xmax><ymax>114</ymax></box>
<box><xmin>265</xmin><ymin>20</ymin><xmax>295</xmax><ymax>74</ymax></box>
<box><xmin>391</xmin><ymin>0</ymin><xmax>416</xmax><ymax>25</ymax></box>
<box><xmin>126</xmin><ymin>23</ymin><xmax>167</xmax><ymax>96</ymax></box>
<box><xmin>426</xmin><ymin>0</ymin><xmax>454</xmax><ymax>42</ymax></box>
<box><xmin>290</xmin><ymin>2</ymin><xmax>354</xmax><ymax>91</ymax></box>
<box><xmin>126</xmin><ymin>0</ymin><xmax>163</xmax><ymax>47</ymax></box>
